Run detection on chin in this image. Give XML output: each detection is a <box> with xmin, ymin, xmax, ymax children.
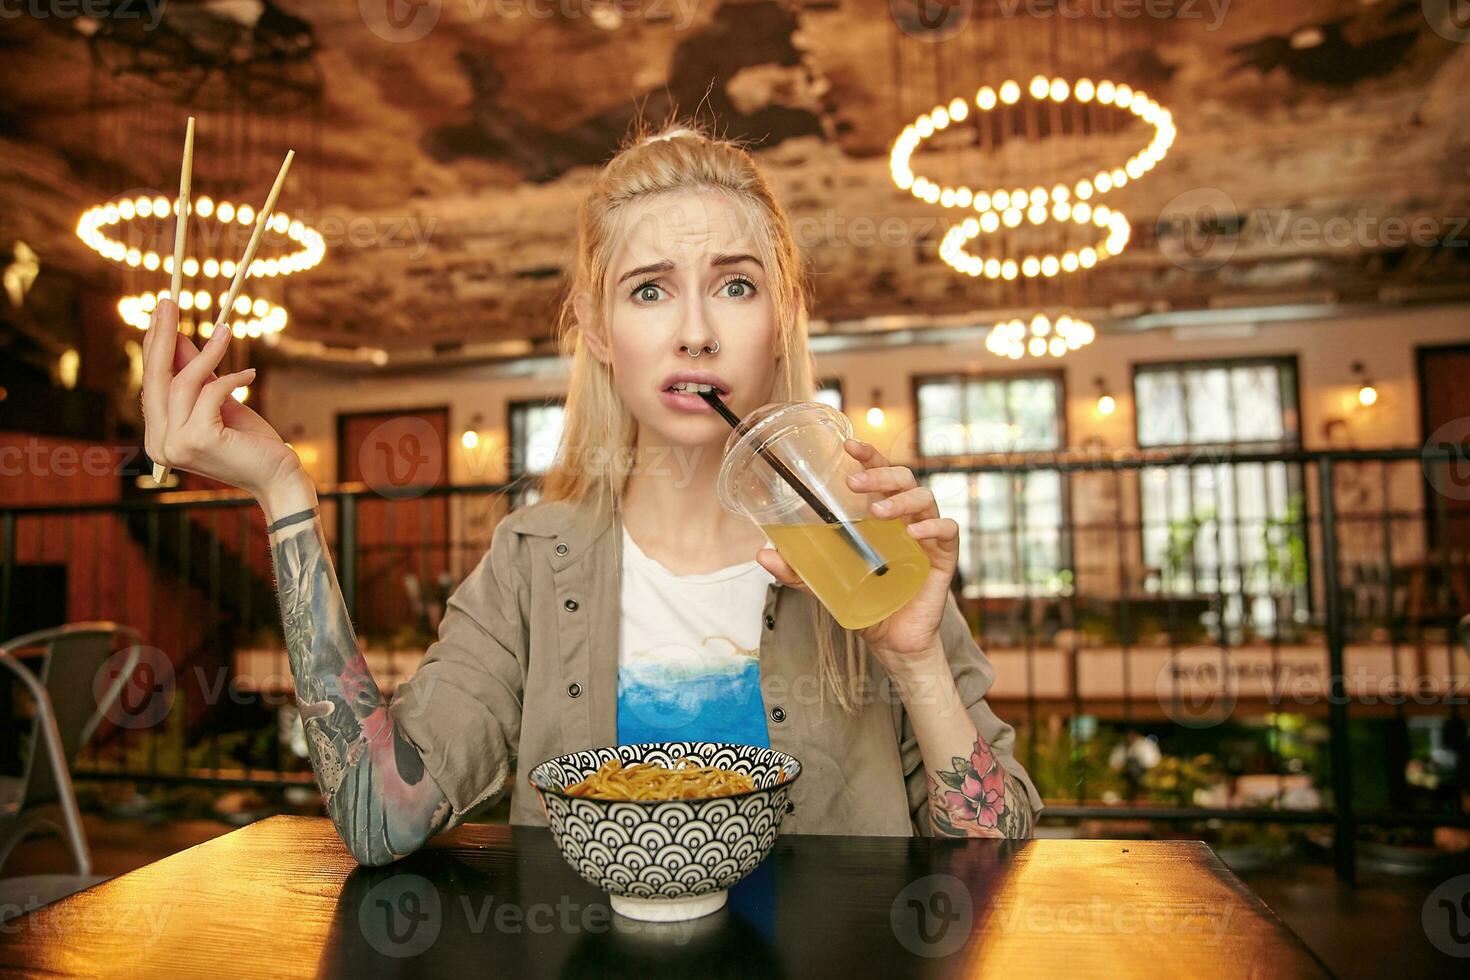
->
<box><xmin>638</xmin><ymin>410</ymin><xmax>730</xmax><ymax>452</ymax></box>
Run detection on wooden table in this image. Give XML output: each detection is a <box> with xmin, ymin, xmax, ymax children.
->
<box><xmin>0</xmin><ymin>816</ymin><xmax>1328</xmax><ymax>978</ymax></box>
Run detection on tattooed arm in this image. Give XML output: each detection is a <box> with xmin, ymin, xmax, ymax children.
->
<box><xmin>890</xmin><ymin>638</ymin><xmax>1036</xmax><ymax>839</ymax></box>
<box><xmin>266</xmin><ymin>486</ymin><xmax>451</xmax><ymax>866</ymax></box>
<box><xmin>137</xmin><ymin>299</ymin><xmax>451</xmax><ymax>866</ymax></box>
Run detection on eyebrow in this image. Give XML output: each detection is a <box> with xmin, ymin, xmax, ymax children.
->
<box><xmin>614</xmin><ymin>253</ymin><xmax>764</xmax><ymax>286</ymax></box>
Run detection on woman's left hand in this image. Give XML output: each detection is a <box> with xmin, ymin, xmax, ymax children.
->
<box><xmin>756</xmin><ymin>438</ymin><xmax>958</xmax><ymax>664</ymax></box>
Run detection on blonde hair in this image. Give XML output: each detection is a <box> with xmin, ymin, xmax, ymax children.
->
<box><xmin>542</xmin><ymin>119</ymin><xmax>868</xmax><ymax>714</ymax></box>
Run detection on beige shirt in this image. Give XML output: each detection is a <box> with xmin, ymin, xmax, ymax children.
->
<box><xmin>389</xmin><ymin>499</ymin><xmax>1044</xmax><ymax>835</ymax></box>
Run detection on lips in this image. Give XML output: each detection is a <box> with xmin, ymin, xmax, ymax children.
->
<box><xmin>659</xmin><ymin>369</ymin><xmax>730</xmax><ymax>395</ymax></box>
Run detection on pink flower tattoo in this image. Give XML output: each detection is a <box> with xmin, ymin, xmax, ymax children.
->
<box><xmin>928</xmin><ymin>736</ymin><xmax>1029</xmax><ymax>838</ymax></box>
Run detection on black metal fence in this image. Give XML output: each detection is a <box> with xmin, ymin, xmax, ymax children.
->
<box><xmin>3</xmin><ymin>446</ymin><xmax>1467</xmax><ymax>880</ymax></box>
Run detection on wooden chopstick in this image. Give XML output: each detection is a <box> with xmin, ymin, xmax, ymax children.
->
<box><xmin>154</xmin><ymin>117</ymin><xmax>194</xmax><ymax>485</ymax></box>
<box><xmin>154</xmin><ymin>145</ymin><xmax>294</xmax><ymax>487</ymax></box>
<box><xmin>211</xmin><ymin>150</ymin><xmax>293</xmax><ymax>340</ymax></box>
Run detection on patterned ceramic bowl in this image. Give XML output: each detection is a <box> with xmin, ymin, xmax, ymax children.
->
<box><xmin>527</xmin><ymin>741</ymin><xmax>802</xmax><ymax>922</ymax></box>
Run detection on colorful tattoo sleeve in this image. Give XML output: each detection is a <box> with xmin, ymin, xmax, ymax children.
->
<box><xmin>926</xmin><ymin>734</ymin><xmax>1035</xmax><ymax>839</ymax></box>
<box><xmin>271</xmin><ymin>520</ymin><xmax>451</xmax><ymax>865</ymax></box>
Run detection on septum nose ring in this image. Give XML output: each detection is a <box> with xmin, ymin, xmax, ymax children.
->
<box><xmin>684</xmin><ymin>341</ymin><xmax>719</xmax><ymax>358</ymax></box>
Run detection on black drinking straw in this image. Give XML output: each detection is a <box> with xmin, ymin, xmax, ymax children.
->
<box><xmin>701</xmin><ymin>389</ymin><xmax>888</xmax><ymax>577</ymax></box>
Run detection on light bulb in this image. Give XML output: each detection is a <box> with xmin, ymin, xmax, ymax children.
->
<box><xmin>867</xmin><ymin>405</ymin><xmax>885</xmax><ymax>427</ymax></box>
<box><xmin>461</xmin><ymin>430</ymin><xmax>480</xmax><ymax>450</ymax></box>
<box><xmin>232</xmin><ymin>386</ymin><xmax>249</xmax><ymax>403</ymax></box>
<box><xmin>1098</xmin><ymin>395</ymin><xmax>1116</xmax><ymax>416</ymax></box>
<box><xmin>1358</xmin><ymin>384</ymin><xmax>1378</xmax><ymax>407</ymax></box>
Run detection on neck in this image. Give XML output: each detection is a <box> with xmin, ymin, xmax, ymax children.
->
<box><xmin>618</xmin><ymin>431</ymin><xmax>765</xmax><ymax>571</ymax></box>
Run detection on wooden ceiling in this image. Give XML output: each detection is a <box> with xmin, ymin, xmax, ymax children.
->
<box><xmin>2</xmin><ymin>0</ymin><xmax>1468</xmax><ymax>361</ymax></box>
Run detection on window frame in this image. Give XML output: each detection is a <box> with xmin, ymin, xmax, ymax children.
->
<box><xmin>1129</xmin><ymin>355</ymin><xmax>1309</xmax><ymax>613</ymax></box>
<box><xmin>505</xmin><ymin>395</ymin><xmax>568</xmax><ymax>509</ymax></box>
<box><xmin>1129</xmin><ymin>355</ymin><xmax>1303</xmax><ymax>452</ymax></box>
<box><xmin>910</xmin><ymin>368</ymin><xmax>1074</xmax><ymax>598</ymax></box>
<box><xmin>815</xmin><ymin>376</ymin><xmax>844</xmax><ymax>412</ymax></box>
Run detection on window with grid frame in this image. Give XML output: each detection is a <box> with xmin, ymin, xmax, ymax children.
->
<box><xmin>913</xmin><ymin>372</ymin><xmax>1070</xmax><ymax>597</ymax></box>
<box><xmin>814</xmin><ymin>377</ymin><xmax>844</xmax><ymax>412</ymax></box>
<box><xmin>508</xmin><ymin>397</ymin><xmax>567</xmax><ymax>507</ymax></box>
<box><xmin>1133</xmin><ymin>358</ymin><xmax>1305</xmax><ymax>629</ymax></box>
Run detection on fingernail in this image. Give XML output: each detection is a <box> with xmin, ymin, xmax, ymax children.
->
<box><xmin>243</xmin><ymin>368</ymin><xmax>257</xmax><ymax>379</ymax></box>
<box><xmin>873</xmin><ymin>499</ymin><xmax>892</xmax><ymax>514</ymax></box>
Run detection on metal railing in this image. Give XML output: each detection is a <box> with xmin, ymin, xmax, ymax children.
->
<box><xmin>2</xmin><ymin>446</ymin><xmax>1467</xmax><ymax>880</ymax></box>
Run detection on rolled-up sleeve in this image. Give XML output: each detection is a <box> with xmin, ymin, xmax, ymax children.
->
<box><xmin>900</xmin><ymin>593</ymin><xmax>1044</xmax><ymax>835</ymax></box>
<box><xmin>389</xmin><ymin>522</ymin><xmax>528</xmax><ymax>827</ymax></box>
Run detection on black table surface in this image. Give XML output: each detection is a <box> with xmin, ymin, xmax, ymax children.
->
<box><xmin>0</xmin><ymin>815</ymin><xmax>1329</xmax><ymax>978</ymax></box>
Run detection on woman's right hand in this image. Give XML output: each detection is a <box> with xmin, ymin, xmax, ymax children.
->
<box><xmin>143</xmin><ymin>299</ymin><xmax>312</xmax><ymax>516</ymax></box>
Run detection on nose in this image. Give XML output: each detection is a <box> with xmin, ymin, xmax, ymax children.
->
<box><xmin>676</xmin><ymin>296</ymin><xmax>719</xmax><ymax>357</ymax></box>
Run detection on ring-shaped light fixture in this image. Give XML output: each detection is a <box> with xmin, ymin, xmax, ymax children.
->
<box><xmin>890</xmin><ymin>77</ymin><xmax>1175</xmax><ymax>213</ymax></box>
<box><xmin>985</xmin><ymin>313</ymin><xmax>1097</xmax><ymax>360</ymax></box>
<box><xmin>937</xmin><ymin>202</ymin><xmax>1131</xmax><ymax>280</ymax></box>
<box><xmin>76</xmin><ymin>194</ymin><xmax>325</xmax><ymax>279</ymax></box>
<box><xmin>116</xmin><ymin>288</ymin><xmax>288</xmax><ymax>338</ymax></box>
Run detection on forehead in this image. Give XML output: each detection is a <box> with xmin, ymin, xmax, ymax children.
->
<box><xmin>608</xmin><ymin>189</ymin><xmax>762</xmax><ymax>274</ymax></box>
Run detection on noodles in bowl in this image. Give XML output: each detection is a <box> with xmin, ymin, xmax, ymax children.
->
<box><xmin>562</xmin><ymin>757</ymin><xmax>769</xmax><ymax>801</ymax></box>
<box><xmin>528</xmin><ymin>741</ymin><xmax>802</xmax><ymax>922</ymax></box>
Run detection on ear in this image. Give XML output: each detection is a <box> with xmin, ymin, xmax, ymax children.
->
<box><xmin>574</xmin><ymin>290</ymin><xmax>611</xmax><ymax>365</ymax></box>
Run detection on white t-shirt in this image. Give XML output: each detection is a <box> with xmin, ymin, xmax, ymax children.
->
<box><xmin>616</xmin><ymin>527</ymin><xmax>776</xmax><ymax>747</ymax></box>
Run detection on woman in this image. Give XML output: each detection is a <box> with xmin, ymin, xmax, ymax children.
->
<box><xmin>141</xmin><ymin>123</ymin><xmax>1043</xmax><ymax>867</ymax></box>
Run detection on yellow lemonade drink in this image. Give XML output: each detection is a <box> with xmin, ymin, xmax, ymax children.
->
<box><xmin>762</xmin><ymin>517</ymin><xmax>931</xmax><ymax>629</ymax></box>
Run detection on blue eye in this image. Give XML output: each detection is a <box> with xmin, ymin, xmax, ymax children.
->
<box><xmin>631</xmin><ymin>280</ymin><xmax>663</xmax><ymax>303</ymax></box>
<box><xmin>721</xmin><ymin>275</ymin><xmax>757</xmax><ymax>299</ymax></box>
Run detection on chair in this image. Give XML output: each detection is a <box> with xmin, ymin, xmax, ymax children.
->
<box><xmin>0</xmin><ymin>623</ymin><xmax>142</xmax><ymax>881</ymax></box>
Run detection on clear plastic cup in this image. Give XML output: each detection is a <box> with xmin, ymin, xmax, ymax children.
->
<box><xmin>716</xmin><ymin>401</ymin><xmax>931</xmax><ymax>630</ymax></box>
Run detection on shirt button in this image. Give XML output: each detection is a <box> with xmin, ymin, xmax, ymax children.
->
<box><xmin>555</xmin><ymin>543</ymin><xmax>569</xmax><ymax>557</ymax></box>
<box><xmin>764</xmin><ymin>614</ymin><xmax>776</xmax><ymax>630</ymax></box>
<box><xmin>770</xmin><ymin>706</ymin><xmax>786</xmax><ymax>723</ymax></box>
<box><xmin>564</xmin><ymin>598</ymin><xmax>579</xmax><ymax>612</ymax></box>
<box><xmin>567</xmin><ymin>682</ymin><xmax>582</xmax><ymax>698</ymax></box>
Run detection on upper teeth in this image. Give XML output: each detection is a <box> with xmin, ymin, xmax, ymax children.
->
<box><xmin>670</xmin><ymin>382</ymin><xmax>716</xmax><ymax>393</ymax></box>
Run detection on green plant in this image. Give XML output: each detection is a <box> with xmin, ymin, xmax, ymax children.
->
<box><xmin>1022</xmin><ymin>721</ymin><xmax>1127</xmax><ymax>804</ymax></box>
<box><xmin>1259</xmin><ymin>493</ymin><xmax>1308</xmax><ymax>593</ymax></box>
<box><xmin>1140</xmin><ymin>753</ymin><xmax>1222</xmax><ymax>807</ymax></box>
<box><xmin>1163</xmin><ymin>508</ymin><xmax>1216</xmax><ymax>592</ymax></box>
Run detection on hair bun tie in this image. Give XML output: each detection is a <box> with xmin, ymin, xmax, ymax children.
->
<box><xmin>641</xmin><ymin>128</ymin><xmax>699</xmax><ymax>146</ymax></box>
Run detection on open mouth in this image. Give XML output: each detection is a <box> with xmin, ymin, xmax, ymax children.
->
<box><xmin>665</xmin><ymin>381</ymin><xmax>726</xmax><ymax>395</ymax></box>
